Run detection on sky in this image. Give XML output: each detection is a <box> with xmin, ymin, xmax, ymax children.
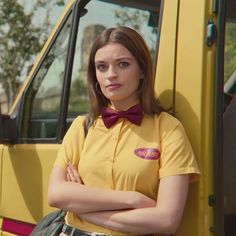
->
<box><xmin>17</xmin><ymin>0</ymin><xmax>64</xmax><ymax>26</ymax></box>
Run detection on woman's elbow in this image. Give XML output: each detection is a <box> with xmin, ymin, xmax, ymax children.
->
<box><xmin>47</xmin><ymin>182</ymin><xmax>63</xmax><ymax>208</ymax></box>
<box><xmin>161</xmin><ymin>215</ymin><xmax>182</xmax><ymax>235</ymax></box>
<box><xmin>48</xmin><ymin>186</ymin><xmax>62</xmax><ymax>208</ymax></box>
<box><xmin>47</xmin><ymin>166</ymin><xmax>66</xmax><ymax>207</ymax></box>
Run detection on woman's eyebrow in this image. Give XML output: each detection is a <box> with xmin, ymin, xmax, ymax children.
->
<box><xmin>95</xmin><ymin>56</ymin><xmax>134</xmax><ymax>64</ymax></box>
<box><xmin>115</xmin><ymin>56</ymin><xmax>133</xmax><ymax>61</ymax></box>
<box><xmin>96</xmin><ymin>56</ymin><xmax>132</xmax><ymax>60</ymax></box>
<box><xmin>95</xmin><ymin>60</ymin><xmax>106</xmax><ymax>64</ymax></box>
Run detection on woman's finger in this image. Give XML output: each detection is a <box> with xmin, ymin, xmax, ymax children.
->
<box><xmin>68</xmin><ymin>162</ymin><xmax>80</xmax><ymax>182</ymax></box>
<box><xmin>66</xmin><ymin>166</ymin><xmax>76</xmax><ymax>183</ymax></box>
<box><xmin>66</xmin><ymin>173</ymin><xmax>71</xmax><ymax>182</ymax></box>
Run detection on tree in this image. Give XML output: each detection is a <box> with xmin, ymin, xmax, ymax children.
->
<box><xmin>0</xmin><ymin>0</ymin><xmax>66</xmax><ymax>109</ymax></box>
<box><xmin>68</xmin><ymin>78</ymin><xmax>90</xmax><ymax>116</ymax></box>
<box><xmin>224</xmin><ymin>22</ymin><xmax>236</xmax><ymax>82</ymax></box>
<box><xmin>114</xmin><ymin>7</ymin><xmax>149</xmax><ymax>32</ymax></box>
<box><xmin>114</xmin><ymin>7</ymin><xmax>158</xmax><ymax>60</ymax></box>
<box><xmin>21</xmin><ymin>0</ymin><xmax>66</xmax><ymax>43</ymax></box>
<box><xmin>0</xmin><ymin>0</ymin><xmax>42</xmax><ymax>106</ymax></box>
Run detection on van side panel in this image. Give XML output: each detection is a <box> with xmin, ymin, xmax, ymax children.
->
<box><xmin>174</xmin><ymin>0</ymin><xmax>215</xmax><ymax>236</ymax></box>
<box><xmin>0</xmin><ymin>144</ymin><xmax>59</xmax><ymax>224</ymax></box>
<box><xmin>155</xmin><ymin>0</ymin><xmax>179</xmax><ymax>109</ymax></box>
<box><xmin>156</xmin><ymin>0</ymin><xmax>215</xmax><ymax>235</ymax></box>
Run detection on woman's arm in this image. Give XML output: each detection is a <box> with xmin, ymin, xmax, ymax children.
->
<box><xmin>79</xmin><ymin>175</ymin><xmax>189</xmax><ymax>235</ymax></box>
<box><xmin>48</xmin><ymin>165</ymin><xmax>156</xmax><ymax>214</ymax></box>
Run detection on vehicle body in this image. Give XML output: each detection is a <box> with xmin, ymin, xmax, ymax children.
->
<box><xmin>0</xmin><ymin>0</ymin><xmax>235</xmax><ymax>235</ymax></box>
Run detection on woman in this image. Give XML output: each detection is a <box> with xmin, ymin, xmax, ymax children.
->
<box><xmin>48</xmin><ymin>26</ymin><xmax>200</xmax><ymax>236</ymax></box>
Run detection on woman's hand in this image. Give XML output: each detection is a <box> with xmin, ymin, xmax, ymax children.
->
<box><xmin>132</xmin><ymin>192</ymin><xmax>156</xmax><ymax>208</ymax></box>
<box><xmin>66</xmin><ymin>162</ymin><xmax>155</xmax><ymax>208</ymax></box>
<box><xmin>48</xmin><ymin>165</ymin><xmax>156</xmax><ymax>214</ymax></box>
<box><xmin>79</xmin><ymin>175</ymin><xmax>189</xmax><ymax>235</ymax></box>
<box><xmin>66</xmin><ymin>162</ymin><xmax>83</xmax><ymax>184</ymax></box>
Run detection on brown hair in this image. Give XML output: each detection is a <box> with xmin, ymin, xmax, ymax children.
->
<box><xmin>87</xmin><ymin>26</ymin><xmax>163</xmax><ymax>118</ymax></box>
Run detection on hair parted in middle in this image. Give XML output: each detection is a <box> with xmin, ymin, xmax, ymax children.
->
<box><xmin>87</xmin><ymin>26</ymin><xmax>163</xmax><ymax>119</ymax></box>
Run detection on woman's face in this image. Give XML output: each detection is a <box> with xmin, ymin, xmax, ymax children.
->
<box><xmin>94</xmin><ymin>43</ymin><xmax>142</xmax><ymax>110</ymax></box>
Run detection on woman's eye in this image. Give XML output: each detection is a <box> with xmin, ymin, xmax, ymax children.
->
<box><xmin>96</xmin><ymin>64</ymin><xmax>107</xmax><ymax>72</ymax></box>
<box><xmin>118</xmin><ymin>61</ymin><xmax>129</xmax><ymax>68</ymax></box>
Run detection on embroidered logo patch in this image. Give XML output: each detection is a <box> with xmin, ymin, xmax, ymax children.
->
<box><xmin>134</xmin><ymin>148</ymin><xmax>160</xmax><ymax>160</ymax></box>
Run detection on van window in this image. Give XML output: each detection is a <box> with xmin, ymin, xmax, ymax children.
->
<box><xmin>224</xmin><ymin>13</ymin><xmax>236</xmax><ymax>109</ymax></box>
<box><xmin>67</xmin><ymin>0</ymin><xmax>162</xmax><ymax>119</ymax></box>
<box><xmin>223</xmin><ymin>0</ymin><xmax>236</xmax><ymax>235</ymax></box>
<box><xmin>20</xmin><ymin>13</ymin><xmax>73</xmax><ymax>140</ymax></box>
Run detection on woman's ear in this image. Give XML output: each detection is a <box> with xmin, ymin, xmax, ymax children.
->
<box><xmin>140</xmin><ymin>72</ymin><xmax>145</xmax><ymax>80</ymax></box>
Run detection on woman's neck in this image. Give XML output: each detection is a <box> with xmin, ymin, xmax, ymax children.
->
<box><xmin>110</xmin><ymin>101</ymin><xmax>140</xmax><ymax>111</ymax></box>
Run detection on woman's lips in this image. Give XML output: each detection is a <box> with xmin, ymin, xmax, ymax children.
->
<box><xmin>106</xmin><ymin>84</ymin><xmax>122</xmax><ymax>90</ymax></box>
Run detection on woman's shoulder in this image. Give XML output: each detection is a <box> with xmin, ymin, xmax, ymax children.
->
<box><xmin>153</xmin><ymin>111</ymin><xmax>186</xmax><ymax>135</ymax></box>
<box><xmin>156</xmin><ymin>112</ymin><xmax>190</xmax><ymax>142</ymax></box>
<box><xmin>66</xmin><ymin>115</ymin><xmax>87</xmax><ymax>135</ymax></box>
<box><xmin>74</xmin><ymin>114</ymin><xmax>87</xmax><ymax>121</ymax></box>
<box><xmin>71</xmin><ymin>115</ymin><xmax>87</xmax><ymax>125</ymax></box>
<box><xmin>155</xmin><ymin>111</ymin><xmax>181</xmax><ymax>125</ymax></box>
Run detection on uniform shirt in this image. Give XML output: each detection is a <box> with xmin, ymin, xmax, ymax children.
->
<box><xmin>54</xmin><ymin>112</ymin><xmax>200</xmax><ymax>235</ymax></box>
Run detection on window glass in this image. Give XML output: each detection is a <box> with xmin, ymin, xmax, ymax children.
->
<box><xmin>67</xmin><ymin>0</ymin><xmax>161</xmax><ymax>118</ymax></box>
<box><xmin>224</xmin><ymin>21</ymin><xmax>236</xmax><ymax>110</ymax></box>
<box><xmin>223</xmin><ymin>1</ymin><xmax>236</xmax><ymax>235</ymax></box>
<box><xmin>21</xmin><ymin>13</ymin><xmax>72</xmax><ymax>140</ymax></box>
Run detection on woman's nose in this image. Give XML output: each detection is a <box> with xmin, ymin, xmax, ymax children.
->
<box><xmin>107</xmin><ymin>66</ymin><xmax>117</xmax><ymax>78</ymax></box>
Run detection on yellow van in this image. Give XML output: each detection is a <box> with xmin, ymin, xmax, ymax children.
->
<box><xmin>0</xmin><ymin>0</ymin><xmax>236</xmax><ymax>235</ymax></box>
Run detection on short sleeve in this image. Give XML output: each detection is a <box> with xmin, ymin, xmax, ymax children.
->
<box><xmin>159</xmin><ymin>113</ymin><xmax>200</xmax><ymax>182</ymax></box>
<box><xmin>54</xmin><ymin>116</ymin><xmax>86</xmax><ymax>169</ymax></box>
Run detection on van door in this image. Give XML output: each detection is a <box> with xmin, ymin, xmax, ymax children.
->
<box><xmin>0</xmin><ymin>4</ymin><xmax>76</xmax><ymax>235</ymax></box>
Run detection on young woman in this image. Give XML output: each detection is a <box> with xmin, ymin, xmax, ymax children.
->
<box><xmin>48</xmin><ymin>26</ymin><xmax>200</xmax><ymax>236</ymax></box>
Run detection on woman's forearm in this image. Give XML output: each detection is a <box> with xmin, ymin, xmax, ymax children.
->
<box><xmin>79</xmin><ymin>207</ymin><xmax>179</xmax><ymax>235</ymax></box>
<box><xmin>79</xmin><ymin>175</ymin><xmax>189</xmax><ymax>235</ymax></box>
<box><xmin>48</xmin><ymin>166</ymin><xmax>156</xmax><ymax>214</ymax></box>
<box><xmin>49</xmin><ymin>181</ymin><xmax>155</xmax><ymax>214</ymax></box>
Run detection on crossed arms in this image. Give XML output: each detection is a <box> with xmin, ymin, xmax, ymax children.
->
<box><xmin>48</xmin><ymin>163</ymin><xmax>189</xmax><ymax>235</ymax></box>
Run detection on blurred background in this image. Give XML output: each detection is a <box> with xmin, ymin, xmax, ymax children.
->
<box><xmin>0</xmin><ymin>0</ymin><xmax>236</xmax><ymax>114</ymax></box>
<box><xmin>0</xmin><ymin>0</ymin><xmax>66</xmax><ymax>113</ymax></box>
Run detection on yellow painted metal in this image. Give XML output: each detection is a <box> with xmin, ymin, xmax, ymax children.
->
<box><xmin>0</xmin><ymin>145</ymin><xmax>3</xmax><ymax>204</ymax></box>
<box><xmin>0</xmin><ymin>144</ymin><xmax>60</xmax><ymax>224</ymax></box>
<box><xmin>1</xmin><ymin>232</ymin><xmax>16</xmax><ymax>236</ymax></box>
<box><xmin>173</xmin><ymin>0</ymin><xmax>215</xmax><ymax>235</ymax></box>
<box><xmin>1</xmin><ymin>231</ymin><xmax>16</xmax><ymax>236</ymax></box>
<box><xmin>156</xmin><ymin>0</ymin><xmax>216</xmax><ymax>235</ymax></box>
<box><xmin>0</xmin><ymin>1</ymin><xmax>76</xmax><ymax>230</ymax></box>
<box><xmin>0</xmin><ymin>218</ymin><xmax>2</xmax><ymax>234</ymax></box>
<box><xmin>155</xmin><ymin>0</ymin><xmax>179</xmax><ymax>109</ymax></box>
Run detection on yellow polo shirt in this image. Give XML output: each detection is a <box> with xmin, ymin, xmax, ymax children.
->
<box><xmin>54</xmin><ymin>112</ymin><xmax>200</xmax><ymax>235</ymax></box>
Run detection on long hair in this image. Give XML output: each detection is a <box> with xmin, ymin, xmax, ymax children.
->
<box><xmin>87</xmin><ymin>26</ymin><xmax>163</xmax><ymax>118</ymax></box>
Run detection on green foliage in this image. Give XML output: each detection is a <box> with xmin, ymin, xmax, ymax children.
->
<box><xmin>0</xmin><ymin>0</ymin><xmax>66</xmax><ymax>108</ymax></box>
<box><xmin>56</xmin><ymin>0</ymin><xmax>66</xmax><ymax>7</ymax></box>
<box><xmin>224</xmin><ymin>22</ymin><xmax>236</xmax><ymax>82</ymax></box>
<box><xmin>36</xmin><ymin>0</ymin><xmax>65</xmax><ymax>7</ymax></box>
<box><xmin>114</xmin><ymin>7</ymin><xmax>158</xmax><ymax>60</ymax></box>
<box><xmin>30</xmin><ymin>0</ymin><xmax>66</xmax><ymax>41</ymax></box>
<box><xmin>114</xmin><ymin>7</ymin><xmax>149</xmax><ymax>32</ymax></box>
<box><xmin>68</xmin><ymin>78</ymin><xmax>90</xmax><ymax>116</ymax></box>
<box><xmin>0</xmin><ymin>0</ymin><xmax>42</xmax><ymax>104</ymax></box>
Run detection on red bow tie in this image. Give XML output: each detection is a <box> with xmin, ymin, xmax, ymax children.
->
<box><xmin>101</xmin><ymin>104</ymin><xmax>143</xmax><ymax>128</ymax></box>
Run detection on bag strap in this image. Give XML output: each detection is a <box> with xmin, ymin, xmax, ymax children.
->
<box><xmin>83</xmin><ymin>113</ymin><xmax>93</xmax><ymax>137</ymax></box>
